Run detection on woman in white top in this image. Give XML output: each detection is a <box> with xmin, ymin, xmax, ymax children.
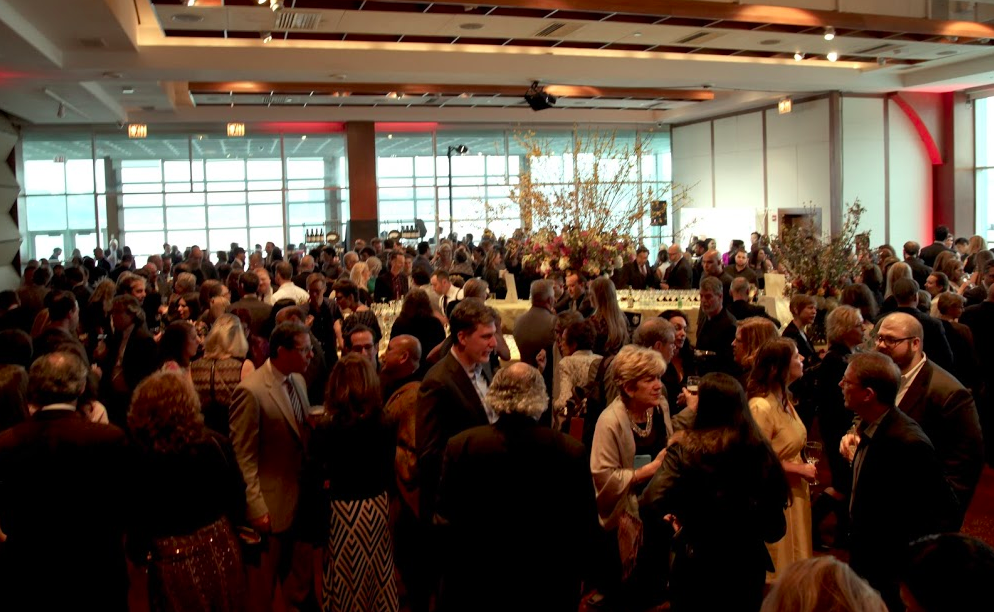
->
<box><xmin>553</xmin><ymin>320</ymin><xmax>600</xmax><ymax>431</ymax></box>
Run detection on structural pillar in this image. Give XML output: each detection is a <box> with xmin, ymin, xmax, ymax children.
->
<box><xmin>346</xmin><ymin>121</ymin><xmax>377</xmax><ymax>245</ymax></box>
<box><xmin>0</xmin><ymin>115</ymin><xmax>20</xmax><ymax>290</ymax></box>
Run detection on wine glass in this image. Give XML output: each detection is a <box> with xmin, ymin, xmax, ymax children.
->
<box><xmin>803</xmin><ymin>441</ymin><xmax>823</xmax><ymax>486</ymax></box>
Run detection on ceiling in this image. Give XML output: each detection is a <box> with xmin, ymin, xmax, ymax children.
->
<box><xmin>3</xmin><ymin>0</ymin><xmax>994</xmax><ymax>131</ymax></box>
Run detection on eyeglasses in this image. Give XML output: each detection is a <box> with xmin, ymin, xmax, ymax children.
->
<box><xmin>874</xmin><ymin>335</ymin><xmax>914</xmax><ymax>348</ymax></box>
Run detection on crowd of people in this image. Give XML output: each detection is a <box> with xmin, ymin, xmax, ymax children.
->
<box><xmin>1</xmin><ymin>225</ymin><xmax>993</xmax><ymax>612</ymax></box>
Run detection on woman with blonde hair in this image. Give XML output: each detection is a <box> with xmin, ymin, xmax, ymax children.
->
<box><xmin>190</xmin><ymin>313</ymin><xmax>255</xmax><ymax>436</ymax></box>
<box><xmin>588</xmin><ymin>276</ymin><xmax>630</xmax><ymax>357</ymax></box>
<box><xmin>747</xmin><ymin>339</ymin><xmax>817</xmax><ymax>582</ymax></box>
<box><xmin>127</xmin><ymin>371</ymin><xmax>247</xmax><ymax>612</ymax></box>
<box><xmin>303</xmin><ymin>354</ymin><xmax>398</xmax><ymax>612</ymax></box>
<box><xmin>964</xmin><ymin>235</ymin><xmax>988</xmax><ymax>274</ymax></box>
<box><xmin>591</xmin><ymin>344</ymin><xmax>669</xmax><ymax>608</ymax></box>
<box><xmin>760</xmin><ymin>556</ymin><xmax>886</xmax><ymax>612</ymax></box>
<box><xmin>732</xmin><ymin>317</ymin><xmax>779</xmax><ymax>378</ymax></box>
<box><xmin>365</xmin><ymin>256</ymin><xmax>382</xmax><ymax>295</ymax></box>
<box><xmin>349</xmin><ymin>261</ymin><xmax>373</xmax><ymax>305</ymax></box>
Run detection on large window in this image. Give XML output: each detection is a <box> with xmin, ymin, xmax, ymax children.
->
<box><xmin>977</xmin><ymin>98</ymin><xmax>994</xmax><ymax>244</ymax></box>
<box><xmin>19</xmin><ymin>132</ymin><xmax>348</xmax><ymax>262</ymax></box>
<box><xmin>375</xmin><ymin>127</ymin><xmax>672</xmax><ymax>253</ymax></box>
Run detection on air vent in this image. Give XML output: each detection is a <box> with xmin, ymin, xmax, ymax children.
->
<box><xmin>856</xmin><ymin>43</ymin><xmax>905</xmax><ymax>55</ymax></box>
<box><xmin>674</xmin><ymin>31</ymin><xmax>725</xmax><ymax>45</ymax></box>
<box><xmin>534</xmin><ymin>22</ymin><xmax>584</xmax><ymax>38</ymax></box>
<box><xmin>263</xmin><ymin>94</ymin><xmax>292</xmax><ymax>105</ymax></box>
<box><xmin>275</xmin><ymin>11</ymin><xmax>322</xmax><ymax>31</ymax></box>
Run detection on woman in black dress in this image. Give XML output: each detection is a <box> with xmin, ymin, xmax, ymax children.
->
<box><xmin>641</xmin><ymin>373</ymin><xmax>789</xmax><ymax>612</ymax></box>
<box><xmin>390</xmin><ymin>289</ymin><xmax>445</xmax><ymax>358</ymax></box>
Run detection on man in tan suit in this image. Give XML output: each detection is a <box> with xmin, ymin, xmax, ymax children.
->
<box><xmin>230</xmin><ymin>321</ymin><xmax>314</xmax><ymax>612</ymax></box>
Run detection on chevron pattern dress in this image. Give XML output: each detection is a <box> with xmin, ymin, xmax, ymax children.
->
<box><xmin>322</xmin><ymin>491</ymin><xmax>399</xmax><ymax>612</ymax></box>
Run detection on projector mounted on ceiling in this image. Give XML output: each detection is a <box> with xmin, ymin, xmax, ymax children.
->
<box><xmin>524</xmin><ymin>81</ymin><xmax>557</xmax><ymax>111</ymax></box>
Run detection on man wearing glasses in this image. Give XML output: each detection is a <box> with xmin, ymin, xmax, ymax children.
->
<box><xmin>873</xmin><ymin>312</ymin><xmax>983</xmax><ymax>528</ymax></box>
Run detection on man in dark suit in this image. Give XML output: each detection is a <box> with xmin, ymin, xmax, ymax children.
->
<box><xmin>702</xmin><ymin>249</ymin><xmax>734</xmax><ymax>306</ymax></box>
<box><xmin>416</xmin><ymin>299</ymin><xmax>498</xmax><ymax>521</ymax></box>
<box><xmin>961</xmin><ymin>282</ymin><xmax>994</xmax><ymax>464</ymax></box>
<box><xmin>904</xmin><ymin>241</ymin><xmax>933</xmax><ymax>287</ymax></box>
<box><xmin>434</xmin><ymin>363</ymin><xmax>598</xmax><ymax>612</ymax></box>
<box><xmin>841</xmin><ymin>352</ymin><xmax>957</xmax><ymax>611</ymax></box>
<box><xmin>98</xmin><ymin>295</ymin><xmax>158</xmax><ymax>426</ymax></box>
<box><xmin>891</xmin><ymin>278</ymin><xmax>955</xmax><ymax>374</ymax></box>
<box><xmin>620</xmin><ymin>246</ymin><xmax>660</xmax><ymax>290</ymax></box>
<box><xmin>555</xmin><ymin>271</ymin><xmax>594</xmax><ymax>318</ymax></box>
<box><xmin>920</xmin><ymin>225</ymin><xmax>954</xmax><ymax>268</ymax></box>
<box><xmin>374</xmin><ymin>249</ymin><xmax>411</xmax><ymax>303</ymax></box>
<box><xmin>695</xmin><ymin>276</ymin><xmax>737</xmax><ymax>375</ymax></box>
<box><xmin>727</xmin><ymin>277</ymin><xmax>781</xmax><ymax>328</ymax></box>
<box><xmin>0</xmin><ymin>351</ymin><xmax>129</xmax><ymax>611</ymax></box>
<box><xmin>934</xmin><ymin>292</ymin><xmax>980</xmax><ymax>395</ymax></box>
<box><xmin>874</xmin><ymin>312</ymin><xmax>983</xmax><ymax>527</ymax></box>
<box><xmin>229</xmin><ymin>322</ymin><xmax>314</xmax><ymax>612</ymax></box>
<box><xmin>515</xmin><ymin>278</ymin><xmax>557</xmax><ymax>371</ymax></box>
<box><xmin>661</xmin><ymin>243</ymin><xmax>693</xmax><ymax>290</ymax></box>
<box><xmin>228</xmin><ymin>270</ymin><xmax>273</xmax><ymax>337</ymax></box>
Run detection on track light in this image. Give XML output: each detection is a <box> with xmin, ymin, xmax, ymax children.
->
<box><xmin>824</xmin><ymin>26</ymin><xmax>835</xmax><ymax>41</ymax></box>
<box><xmin>827</xmin><ymin>51</ymin><xmax>839</xmax><ymax>62</ymax></box>
<box><xmin>262</xmin><ymin>32</ymin><xmax>272</xmax><ymax>43</ymax></box>
<box><xmin>794</xmin><ymin>52</ymin><xmax>804</xmax><ymax>61</ymax></box>
<box><xmin>448</xmin><ymin>144</ymin><xmax>469</xmax><ymax>156</ymax></box>
<box><xmin>524</xmin><ymin>81</ymin><xmax>557</xmax><ymax>111</ymax></box>
<box><xmin>270</xmin><ymin>0</ymin><xmax>282</xmax><ymax>12</ymax></box>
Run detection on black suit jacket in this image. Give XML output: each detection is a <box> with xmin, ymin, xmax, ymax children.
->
<box><xmin>894</xmin><ymin>306</ymin><xmax>954</xmax><ymax>373</ymax></box>
<box><xmin>554</xmin><ymin>292</ymin><xmax>594</xmax><ymax>318</ymax></box>
<box><xmin>782</xmin><ymin>321</ymin><xmax>819</xmax><ymax>366</ymax></box>
<box><xmin>621</xmin><ymin>261</ymin><xmax>659</xmax><ymax>290</ymax></box>
<box><xmin>849</xmin><ymin>408</ymin><xmax>957</xmax><ymax>610</ymax></box>
<box><xmin>810</xmin><ymin>343</ymin><xmax>854</xmax><ymax>493</ymax></box>
<box><xmin>920</xmin><ymin>242</ymin><xmax>952</xmax><ymax>269</ymax></box>
<box><xmin>663</xmin><ymin>256</ymin><xmax>693</xmax><ymax>289</ymax></box>
<box><xmin>695</xmin><ymin>308</ymin><xmax>737</xmax><ymax>376</ymax></box>
<box><xmin>0</xmin><ymin>410</ymin><xmax>130</xmax><ymax>612</ymax></box>
<box><xmin>940</xmin><ymin>319</ymin><xmax>979</xmax><ymax>394</ymax></box>
<box><xmin>961</xmin><ymin>301</ymin><xmax>994</xmax><ymax>374</ymax></box>
<box><xmin>728</xmin><ymin>300</ymin><xmax>781</xmax><ymax>329</ymax></box>
<box><xmin>374</xmin><ymin>271</ymin><xmax>410</xmax><ymax>303</ymax></box>
<box><xmin>228</xmin><ymin>295</ymin><xmax>273</xmax><ymax>337</ymax></box>
<box><xmin>434</xmin><ymin>414</ymin><xmax>598</xmax><ymax>612</ymax></box>
<box><xmin>898</xmin><ymin>360</ymin><xmax>984</xmax><ymax>524</ymax></box>
<box><xmin>416</xmin><ymin>352</ymin><xmax>492</xmax><ymax>520</ymax></box>
<box><xmin>99</xmin><ymin>325</ymin><xmax>159</xmax><ymax>426</ymax></box>
<box><xmin>906</xmin><ymin>257</ymin><xmax>933</xmax><ymax>287</ymax></box>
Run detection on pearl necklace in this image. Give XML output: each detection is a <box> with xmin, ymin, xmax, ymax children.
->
<box><xmin>630</xmin><ymin>407</ymin><xmax>654</xmax><ymax>438</ymax></box>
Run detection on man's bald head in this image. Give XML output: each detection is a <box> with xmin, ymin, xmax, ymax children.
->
<box><xmin>880</xmin><ymin>312</ymin><xmax>923</xmax><ymax>341</ymax></box>
<box><xmin>391</xmin><ymin>334</ymin><xmax>422</xmax><ymax>363</ymax></box>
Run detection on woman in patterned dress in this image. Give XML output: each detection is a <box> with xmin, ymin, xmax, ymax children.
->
<box><xmin>746</xmin><ymin>338</ymin><xmax>817</xmax><ymax>582</ymax></box>
<box><xmin>303</xmin><ymin>353</ymin><xmax>398</xmax><ymax>612</ymax></box>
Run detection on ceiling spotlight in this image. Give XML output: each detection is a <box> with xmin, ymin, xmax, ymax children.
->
<box><xmin>824</xmin><ymin>26</ymin><xmax>835</xmax><ymax>41</ymax></box>
<box><xmin>187</xmin><ymin>0</ymin><xmax>196</xmax><ymax>6</ymax></box>
<box><xmin>827</xmin><ymin>51</ymin><xmax>839</xmax><ymax>62</ymax></box>
<box><xmin>261</xmin><ymin>32</ymin><xmax>272</xmax><ymax>44</ymax></box>
<box><xmin>448</xmin><ymin>144</ymin><xmax>469</xmax><ymax>156</ymax></box>
<box><xmin>524</xmin><ymin>81</ymin><xmax>557</xmax><ymax>111</ymax></box>
<box><xmin>257</xmin><ymin>0</ymin><xmax>267</xmax><ymax>3</ymax></box>
<box><xmin>56</xmin><ymin>102</ymin><xmax>66</xmax><ymax>119</ymax></box>
<box><xmin>794</xmin><ymin>52</ymin><xmax>804</xmax><ymax>61</ymax></box>
<box><xmin>122</xmin><ymin>86</ymin><xmax>135</xmax><ymax>94</ymax></box>
<box><xmin>270</xmin><ymin>1</ymin><xmax>283</xmax><ymax>12</ymax></box>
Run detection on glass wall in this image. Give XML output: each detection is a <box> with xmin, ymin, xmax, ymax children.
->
<box><xmin>19</xmin><ymin>131</ymin><xmax>349</xmax><ymax>262</ymax></box>
<box><xmin>374</xmin><ymin>126</ymin><xmax>672</xmax><ymax>254</ymax></box>
<box><xmin>977</xmin><ymin>98</ymin><xmax>994</xmax><ymax>245</ymax></box>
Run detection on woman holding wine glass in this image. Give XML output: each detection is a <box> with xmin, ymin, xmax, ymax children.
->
<box><xmin>747</xmin><ymin>338</ymin><xmax>817</xmax><ymax>582</ymax></box>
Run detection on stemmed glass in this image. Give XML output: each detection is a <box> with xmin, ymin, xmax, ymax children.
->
<box><xmin>803</xmin><ymin>441</ymin><xmax>823</xmax><ymax>486</ymax></box>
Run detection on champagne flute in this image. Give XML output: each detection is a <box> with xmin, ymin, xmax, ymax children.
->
<box><xmin>803</xmin><ymin>441</ymin><xmax>823</xmax><ymax>486</ymax></box>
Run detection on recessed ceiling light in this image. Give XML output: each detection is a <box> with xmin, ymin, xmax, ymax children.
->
<box><xmin>633</xmin><ymin>32</ymin><xmax>642</xmax><ymax>38</ymax></box>
<box><xmin>171</xmin><ymin>13</ymin><xmax>204</xmax><ymax>23</ymax></box>
<box><xmin>301</xmin><ymin>135</ymin><xmax>307</xmax><ymax>140</ymax></box>
<box><xmin>827</xmin><ymin>51</ymin><xmax>839</xmax><ymax>61</ymax></box>
<box><xmin>794</xmin><ymin>52</ymin><xmax>805</xmax><ymax>61</ymax></box>
<box><xmin>329</xmin><ymin>74</ymin><xmax>347</xmax><ymax>80</ymax></box>
<box><xmin>760</xmin><ymin>39</ymin><xmax>781</xmax><ymax>46</ymax></box>
<box><xmin>460</xmin><ymin>23</ymin><xmax>484</xmax><ymax>30</ymax></box>
<box><xmin>122</xmin><ymin>87</ymin><xmax>134</xmax><ymax>94</ymax></box>
<box><xmin>824</xmin><ymin>26</ymin><xmax>836</xmax><ymax>41</ymax></box>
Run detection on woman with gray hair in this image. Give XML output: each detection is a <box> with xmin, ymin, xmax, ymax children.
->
<box><xmin>590</xmin><ymin>344</ymin><xmax>669</xmax><ymax>608</ymax></box>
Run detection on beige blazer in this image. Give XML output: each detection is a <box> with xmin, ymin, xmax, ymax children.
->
<box><xmin>229</xmin><ymin>359</ymin><xmax>308</xmax><ymax>533</ymax></box>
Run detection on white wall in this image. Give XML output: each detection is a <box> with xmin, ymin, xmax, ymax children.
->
<box><xmin>842</xmin><ymin>97</ymin><xmax>887</xmax><ymax>242</ymax></box>
<box><xmin>671</xmin><ymin>93</ymin><xmax>939</xmax><ymax>246</ymax></box>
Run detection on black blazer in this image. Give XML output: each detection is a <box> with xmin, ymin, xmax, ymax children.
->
<box><xmin>695</xmin><ymin>308</ymin><xmax>737</xmax><ymax>376</ymax></box>
<box><xmin>99</xmin><ymin>324</ymin><xmax>158</xmax><ymax>425</ymax></box>
<box><xmin>620</xmin><ymin>261</ymin><xmax>659</xmax><ymax>290</ymax></box>
<box><xmin>374</xmin><ymin>271</ymin><xmax>410</xmax><ymax>303</ymax></box>
<box><xmin>554</xmin><ymin>292</ymin><xmax>594</xmax><ymax>318</ymax></box>
<box><xmin>849</xmin><ymin>408</ymin><xmax>957</xmax><ymax>609</ymax></box>
<box><xmin>434</xmin><ymin>414</ymin><xmax>598</xmax><ymax>612</ymax></box>
<box><xmin>415</xmin><ymin>352</ymin><xmax>492</xmax><ymax>519</ymax></box>
<box><xmin>960</xmin><ymin>301</ymin><xmax>994</xmax><ymax>374</ymax></box>
<box><xmin>906</xmin><ymin>257</ymin><xmax>933</xmax><ymax>287</ymax></box>
<box><xmin>663</xmin><ymin>256</ymin><xmax>693</xmax><ymax>289</ymax></box>
<box><xmin>897</xmin><ymin>360</ymin><xmax>984</xmax><ymax>525</ymax></box>
<box><xmin>781</xmin><ymin>321</ymin><xmax>819</xmax><ymax>367</ymax></box>
<box><xmin>920</xmin><ymin>242</ymin><xmax>952</xmax><ymax>269</ymax></box>
<box><xmin>727</xmin><ymin>300</ymin><xmax>781</xmax><ymax>329</ymax></box>
<box><xmin>0</xmin><ymin>410</ymin><xmax>130</xmax><ymax>612</ymax></box>
<box><xmin>809</xmin><ymin>343</ymin><xmax>855</xmax><ymax>493</ymax></box>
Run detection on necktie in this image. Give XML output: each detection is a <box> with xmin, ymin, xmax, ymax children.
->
<box><xmin>284</xmin><ymin>378</ymin><xmax>305</xmax><ymax>428</ymax></box>
<box><xmin>442</xmin><ymin>295</ymin><xmax>449</xmax><ymax>311</ymax></box>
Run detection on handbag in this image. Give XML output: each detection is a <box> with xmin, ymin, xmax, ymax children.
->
<box><xmin>617</xmin><ymin>510</ymin><xmax>644</xmax><ymax>582</ymax></box>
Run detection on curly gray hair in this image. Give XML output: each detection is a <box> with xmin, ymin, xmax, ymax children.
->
<box><xmin>485</xmin><ymin>362</ymin><xmax>548</xmax><ymax>420</ymax></box>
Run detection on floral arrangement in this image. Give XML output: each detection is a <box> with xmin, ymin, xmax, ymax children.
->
<box><xmin>523</xmin><ymin>227</ymin><xmax>636</xmax><ymax>277</ymax></box>
<box><xmin>769</xmin><ymin>200</ymin><xmax>869</xmax><ymax>298</ymax></box>
<box><xmin>502</xmin><ymin>127</ymin><xmax>689</xmax><ymax>276</ymax></box>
